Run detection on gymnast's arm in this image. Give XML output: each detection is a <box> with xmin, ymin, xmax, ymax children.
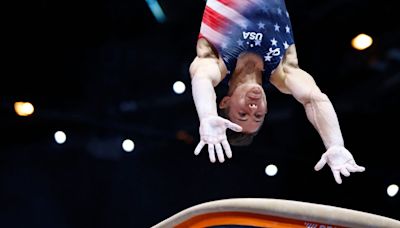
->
<box><xmin>189</xmin><ymin>39</ymin><xmax>242</xmax><ymax>163</ymax></box>
<box><xmin>189</xmin><ymin>39</ymin><xmax>223</xmax><ymax>120</ymax></box>
<box><xmin>271</xmin><ymin>45</ymin><xmax>365</xmax><ymax>184</ymax></box>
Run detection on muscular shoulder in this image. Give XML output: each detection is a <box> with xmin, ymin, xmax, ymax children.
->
<box><xmin>270</xmin><ymin>45</ymin><xmax>299</xmax><ymax>94</ymax></box>
<box><xmin>190</xmin><ymin>38</ymin><xmax>228</xmax><ymax>84</ymax></box>
<box><xmin>282</xmin><ymin>45</ymin><xmax>299</xmax><ymax>70</ymax></box>
<box><xmin>196</xmin><ymin>38</ymin><xmax>219</xmax><ymax>58</ymax></box>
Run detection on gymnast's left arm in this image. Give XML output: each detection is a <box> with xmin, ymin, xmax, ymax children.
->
<box><xmin>281</xmin><ymin>62</ymin><xmax>365</xmax><ymax>184</ymax></box>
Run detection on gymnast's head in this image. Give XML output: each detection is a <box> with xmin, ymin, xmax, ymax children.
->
<box><xmin>218</xmin><ymin>52</ymin><xmax>267</xmax><ymax>146</ymax></box>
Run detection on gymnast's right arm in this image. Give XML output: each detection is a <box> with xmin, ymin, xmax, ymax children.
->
<box><xmin>189</xmin><ymin>39</ymin><xmax>242</xmax><ymax>163</ymax></box>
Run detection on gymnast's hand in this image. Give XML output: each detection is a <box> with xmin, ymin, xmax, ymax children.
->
<box><xmin>194</xmin><ymin>115</ymin><xmax>242</xmax><ymax>163</ymax></box>
<box><xmin>314</xmin><ymin>146</ymin><xmax>365</xmax><ymax>184</ymax></box>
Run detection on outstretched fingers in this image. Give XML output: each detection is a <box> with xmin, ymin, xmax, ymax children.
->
<box><xmin>332</xmin><ymin>169</ymin><xmax>342</xmax><ymax>184</ymax></box>
<box><xmin>195</xmin><ymin>136</ymin><xmax>233</xmax><ymax>163</ymax></box>
<box><xmin>346</xmin><ymin>161</ymin><xmax>366</xmax><ymax>172</ymax></box>
<box><xmin>215</xmin><ymin>143</ymin><xmax>225</xmax><ymax>163</ymax></box>
<box><xmin>354</xmin><ymin>164</ymin><xmax>365</xmax><ymax>172</ymax></box>
<box><xmin>314</xmin><ymin>156</ymin><xmax>327</xmax><ymax>171</ymax></box>
<box><xmin>208</xmin><ymin>144</ymin><xmax>216</xmax><ymax>163</ymax></box>
<box><xmin>194</xmin><ymin>141</ymin><xmax>205</xmax><ymax>156</ymax></box>
<box><xmin>340</xmin><ymin>167</ymin><xmax>351</xmax><ymax>177</ymax></box>
<box><xmin>224</xmin><ymin>120</ymin><xmax>242</xmax><ymax>132</ymax></box>
<box><xmin>222</xmin><ymin>140</ymin><xmax>232</xmax><ymax>159</ymax></box>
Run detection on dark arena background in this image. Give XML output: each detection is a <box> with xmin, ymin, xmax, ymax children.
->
<box><xmin>1</xmin><ymin>0</ymin><xmax>399</xmax><ymax>227</ymax></box>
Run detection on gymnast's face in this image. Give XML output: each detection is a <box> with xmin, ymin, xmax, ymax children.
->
<box><xmin>219</xmin><ymin>84</ymin><xmax>267</xmax><ymax>133</ymax></box>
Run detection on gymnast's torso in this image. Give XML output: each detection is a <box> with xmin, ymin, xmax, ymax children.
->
<box><xmin>198</xmin><ymin>0</ymin><xmax>295</xmax><ymax>87</ymax></box>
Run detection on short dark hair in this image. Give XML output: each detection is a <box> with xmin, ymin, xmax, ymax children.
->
<box><xmin>218</xmin><ymin>107</ymin><xmax>260</xmax><ymax>146</ymax></box>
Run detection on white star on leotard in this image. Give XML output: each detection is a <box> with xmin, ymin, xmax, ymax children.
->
<box><xmin>264</xmin><ymin>55</ymin><xmax>272</xmax><ymax>62</ymax></box>
<box><xmin>274</xmin><ymin>23</ymin><xmax>280</xmax><ymax>32</ymax></box>
<box><xmin>285</xmin><ymin>25</ymin><xmax>290</xmax><ymax>33</ymax></box>
<box><xmin>270</xmin><ymin>38</ymin><xmax>278</xmax><ymax>46</ymax></box>
<box><xmin>283</xmin><ymin>41</ymin><xmax>289</xmax><ymax>49</ymax></box>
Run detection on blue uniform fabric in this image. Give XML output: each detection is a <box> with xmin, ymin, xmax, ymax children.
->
<box><xmin>204</xmin><ymin>0</ymin><xmax>295</xmax><ymax>88</ymax></box>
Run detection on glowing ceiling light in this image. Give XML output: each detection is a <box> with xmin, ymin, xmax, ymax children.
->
<box><xmin>173</xmin><ymin>81</ymin><xmax>186</xmax><ymax>94</ymax></box>
<box><xmin>122</xmin><ymin>139</ymin><xmax>135</xmax><ymax>152</ymax></box>
<box><xmin>387</xmin><ymin>184</ymin><xmax>399</xmax><ymax>197</ymax></box>
<box><xmin>14</xmin><ymin>101</ymin><xmax>34</xmax><ymax>116</ymax></box>
<box><xmin>351</xmin><ymin>33</ymin><xmax>373</xmax><ymax>51</ymax></box>
<box><xmin>265</xmin><ymin>164</ymin><xmax>278</xmax><ymax>176</ymax></box>
<box><xmin>145</xmin><ymin>0</ymin><xmax>166</xmax><ymax>23</ymax></box>
<box><xmin>54</xmin><ymin>131</ymin><xmax>67</xmax><ymax>144</ymax></box>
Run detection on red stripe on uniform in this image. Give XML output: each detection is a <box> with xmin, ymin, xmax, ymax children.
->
<box><xmin>201</xmin><ymin>6</ymin><xmax>230</xmax><ymax>33</ymax></box>
<box><xmin>217</xmin><ymin>0</ymin><xmax>239</xmax><ymax>9</ymax></box>
<box><xmin>219</xmin><ymin>0</ymin><xmax>252</xmax><ymax>11</ymax></box>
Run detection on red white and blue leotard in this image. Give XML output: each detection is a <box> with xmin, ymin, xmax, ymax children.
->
<box><xmin>198</xmin><ymin>0</ymin><xmax>295</xmax><ymax>87</ymax></box>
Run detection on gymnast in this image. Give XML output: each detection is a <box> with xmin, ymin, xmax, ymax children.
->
<box><xmin>189</xmin><ymin>0</ymin><xmax>365</xmax><ymax>184</ymax></box>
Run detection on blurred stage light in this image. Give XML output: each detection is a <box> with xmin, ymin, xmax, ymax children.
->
<box><xmin>176</xmin><ymin>130</ymin><xmax>194</xmax><ymax>144</ymax></box>
<box><xmin>54</xmin><ymin>131</ymin><xmax>67</xmax><ymax>144</ymax></box>
<box><xmin>387</xmin><ymin>184</ymin><xmax>399</xmax><ymax>197</ymax></box>
<box><xmin>122</xmin><ymin>139</ymin><xmax>135</xmax><ymax>152</ymax></box>
<box><xmin>173</xmin><ymin>81</ymin><xmax>186</xmax><ymax>94</ymax></box>
<box><xmin>351</xmin><ymin>33</ymin><xmax>373</xmax><ymax>51</ymax></box>
<box><xmin>14</xmin><ymin>101</ymin><xmax>34</xmax><ymax>116</ymax></box>
<box><xmin>145</xmin><ymin>0</ymin><xmax>166</xmax><ymax>23</ymax></box>
<box><xmin>265</xmin><ymin>164</ymin><xmax>278</xmax><ymax>176</ymax></box>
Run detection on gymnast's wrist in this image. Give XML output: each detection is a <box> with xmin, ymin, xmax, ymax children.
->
<box><xmin>199</xmin><ymin>113</ymin><xmax>218</xmax><ymax>121</ymax></box>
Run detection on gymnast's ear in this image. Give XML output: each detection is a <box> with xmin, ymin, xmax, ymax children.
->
<box><xmin>219</xmin><ymin>96</ymin><xmax>230</xmax><ymax>109</ymax></box>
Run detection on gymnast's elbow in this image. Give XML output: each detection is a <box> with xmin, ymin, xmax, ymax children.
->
<box><xmin>301</xmin><ymin>89</ymin><xmax>330</xmax><ymax>106</ymax></box>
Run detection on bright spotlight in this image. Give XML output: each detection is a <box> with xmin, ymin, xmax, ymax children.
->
<box><xmin>387</xmin><ymin>184</ymin><xmax>399</xmax><ymax>197</ymax></box>
<box><xmin>351</xmin><ymin>33</ymin><xmax>373</xmax><ymax>51</ymax></box>
<box><xmin>54</xmin><ymin>131</ymin><xmax>67</xmax><ymax>144</ymax></box>
<box><xmin>265</xmin><ymin>164</ymin><xmax>278</xmax><ymax>176</ymax></box>
<box><xmin>122</xmin><ymin>139</ymin><xmax>135</xmax><ymax>152</ymax></box>
<box><xmin>173</xmin><ymin>81</ymin><xmax>186</xmax><ymax>94</ymax></box>
<box><xmin>14</xmin><ymin>101</ymin><xmax>34</xmax><ymax>116</ymax></box>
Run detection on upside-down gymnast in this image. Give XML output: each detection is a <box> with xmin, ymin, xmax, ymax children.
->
<box><xmin>189</xmin><ymin>0</ymin><xmax>365</xmax><ymax>184</ymax></box>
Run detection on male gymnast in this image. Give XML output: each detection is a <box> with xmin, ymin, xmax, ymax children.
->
<box><xmin>189</xmin><ymin>0</ymin><xmax>365</xmax><ymax>184</ymax></box>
